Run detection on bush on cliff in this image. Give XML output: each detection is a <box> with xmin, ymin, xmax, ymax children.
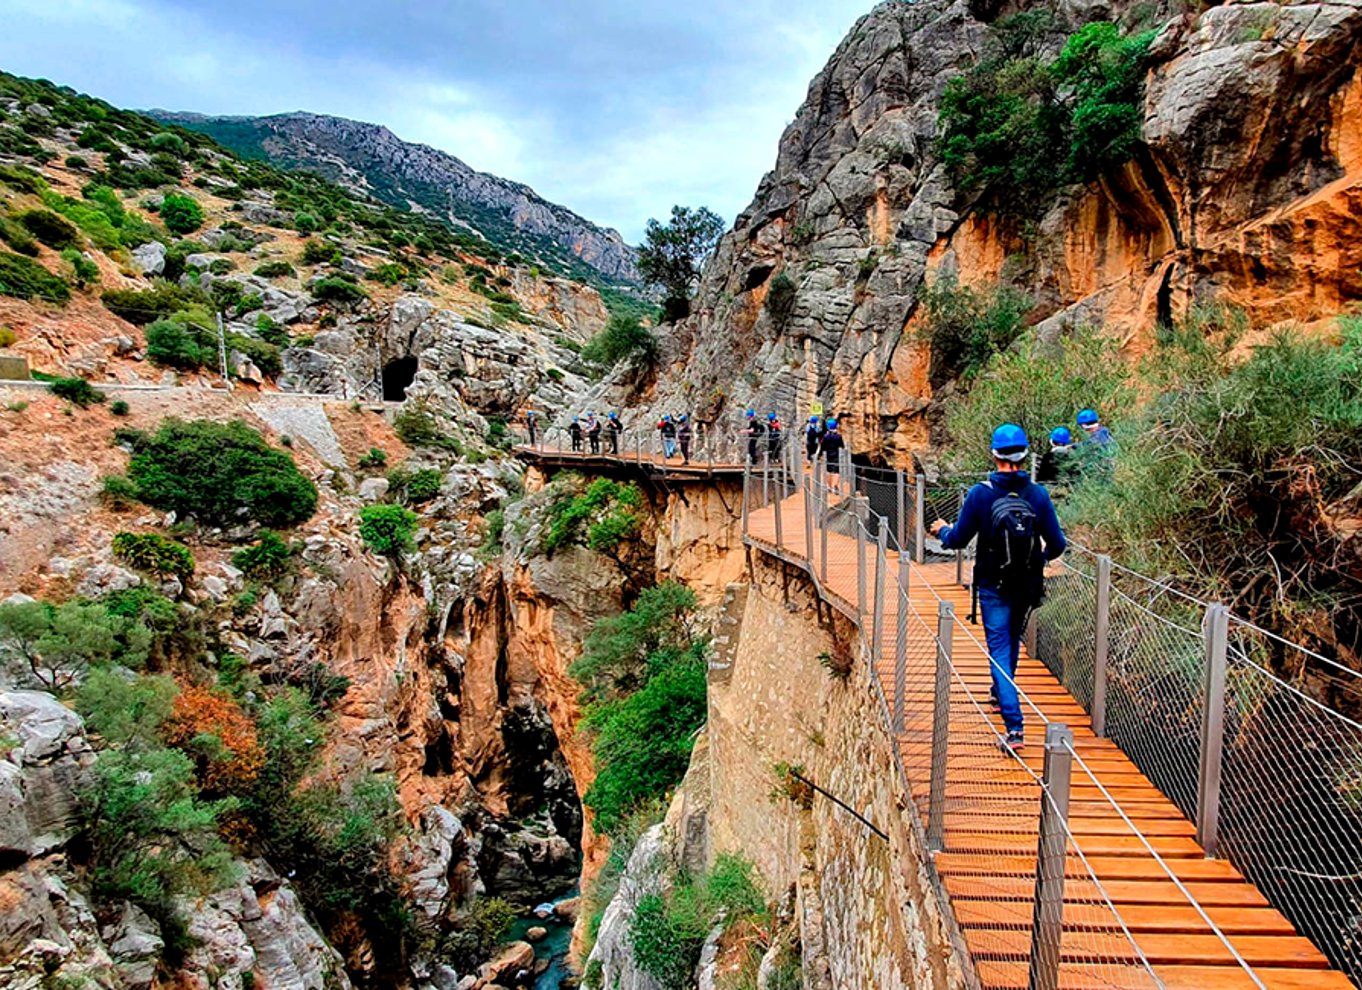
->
<box><xmin>0</xmin><ymin>250</ymin><xmax>70</xmax><ymax>303</ymax></box>
<box><xmin>359</xmin><ymin>503</ymin><xmax>419</xmax><ymax>557</ymax></box>
<box><xmin>581</xmin><ymin>313</ymin><xmax>658</xmax><ymax>371</ymax></box>
<box><xmin>916</xmin><ymin>274</ymin><xmax>1032</xmax><ymax>388</ymax></box>
<box><xmin>125</xmin><ymin>418</ymin><xmax>318</xmax><ymax>528</ymax></box>
<box><xmin>112</xmin><ymin>531</ymin><xmax>196</xmax><ymax>581</ymax></box>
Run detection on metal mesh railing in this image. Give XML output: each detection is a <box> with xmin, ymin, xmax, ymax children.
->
<box><xmin>742</xmin><ymin>466</ymin><xmax>1362</xmax><ymax>987</ymax></box>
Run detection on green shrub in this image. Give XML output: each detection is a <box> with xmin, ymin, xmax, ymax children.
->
<box><xmin>764</xmin><ymin>272</ymin><xmax>797</xmax><ymax>330</ymax></box>
<box><xmin>126</xmin><ymin>418</ymin><xmax>318</xmax><ymax>528</ymax></box>
<box><xmin>367</xmin><ymin>262</ymin><xmax>407</xmax><ymax>286</ymax></box>
<box><xmin>145</xmin><ymin>319</ymin><xmax>207</xmax><ymax>370</ymax></box>
<box><xmin>543</xmin><ymin>477</ymin><xmax>645</xmax><ymax>561</ymax></box>
<box><xmin>582</xmin><ymin>314</ymin><xmax>658</xmax><ymax>370</ymax></box>
<box><xmin>440</xmin><ymin>898</ymin><xmax>517</xmax><ymax>972</ymax></box>
<box><xmin>253</xmin><ymin>260</ymin><xmax>296</xmax><ymax>279</ymax></box>
<box><xmin>404</xmin><ymin>468</ymin><xmax>443</xmax><ymax>503</ymax></box>
<box><xmin>0</xmin><ymin>216</ymin><xmax>39</xmax><ymax>255</ymax></box>
<box><xmin>159</xmin><ymin>192</ymin><xmax>204</xmax><ymax>235</ymax></box>
<box><xmin>393</xmin><ymin>399</ymin><xmax>461</xmax><ymax>452</ymax></box>
<box><xmin>0</xmin><ymin>598</ymin><xmax>151</xmax><ymax>689</ymax></box>
<box><xmin>359</xmin><ymin>504</ymin><xmax>418</xmax><ymax>557</ymax></box>
<box><xmin>109</xmin><ymin>399</ymin><xmax>130</xmax><ymax>417</ymax></box>
<box><xmin>0</xmin><ymin>163</ymin><xmax>47</xmax><ymax>194</ymax></box>
<box><xmin>101</xmin><ymin>282</ymin><xmax>205</xmax><ymax>325</ymax></box>
<box><xmin>16</xmin><ymin>208</ymin><xmax>81</xmax><ymax>249</ymax></box>
<box><xmin>357</xmin><ymin>447</ymin><xmax>388</xmax><ymax>469</ymax></box>
<box><xmin>48</xmin><ymin>376</ymin><xmax>104</xmax><ymax>407</ymax></box>
<box><xmin>0</xmin><ymin>251</ymin><xmax>69</xmax><ymax>303</ymax></box>
<box><xmin>917</xmin><ymin>275</ymin><xmax>1031</xmax><ymax>388</ymax></box>
<box><xmin>299</xmin><ymin>239</ymin><xmax>342</xmax><ymax>266</ymax></box>
<box><xmin>312</xmin><ymin>275</ymin><xmax>367</xmax><ymax>304</ymax></box>
<box><xmin>479</xmin><ymin>509</ymin><xmax>506</xmax><ymax>559</ymax></box>
<box><xmin>571</xmin><ymin>582</ymin><xmax>698</xmax><ymax>701</ymax></box>
<box><xmin>61</xmin><ymin>247</ymin><xmax>100</xmax><ymax>287</ymax></box>
<box><xmin>112</xmin><ymin>531</ymin><xmax>195</xmax><ymax>580</ymax></box>
<box><xmin>225</xmin><ymin>333</ymin><xmax>282</xmax><ymax>378</ymax></box>
<box><xmin>232</xmin><ymin>531</ymin><xmax>293</xmax><ymax>580</ymax></box>
<box><xmin>100</xmin><ymin>474</ymin><xmax>140</xmax><ymax>509</ymax></box>
<box><xmin>294</xmin><ymin>211</ymin><xmax>320</xmax><ymax>235</ymax></box>
<box><xmin>149</xmin><ymin>131</ymin><xmax>190</xmax><ymax>156</ymax></box>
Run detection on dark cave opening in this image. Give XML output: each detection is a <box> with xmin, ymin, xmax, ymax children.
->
<box><xmin>382</xmin><ymin>356</ymin><xmax>418</xmax><ymax>402</ymax></box>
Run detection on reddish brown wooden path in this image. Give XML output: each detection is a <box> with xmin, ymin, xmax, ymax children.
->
<box><xmin>747</xmin><ymin>490</ymin><xmax>1355</xmax><ymax>990</ymax></box>
<box><xmin>514</xmin><ymin>444</ymin><xmax>748</xmax><ymax>480</ymax></box>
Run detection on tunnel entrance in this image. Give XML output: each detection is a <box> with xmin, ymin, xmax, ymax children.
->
<box><xmin>382</xmin><ymin>356</ymin><xmax>418</xmax><ymax>401</ymax></box>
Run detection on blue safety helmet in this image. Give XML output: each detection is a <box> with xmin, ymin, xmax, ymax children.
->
<box><xmin>572</xmin><ymin>416</ymin><xmax>579</xmax><ymax>423</ymax></box>
<box><xmin>680</xmin><ymin>414</ymin><xmax>688</xmax><ymax>422</ymax></box>
<box><xmin>825</xmin><ymin>419</ymin><xmax>838</xmax><ymax>430</ymax></box>
<box><xmin>1076</xmin><ymin>408</ymin><xmax>1100</xmax><ymax>427</ymax></box>
<box><xmin>1050</xmin><ymin>427</ymin><xmax>1073</xmax><ymax>446</ymax></box>
<box><xmin>608</xmin><ymin>411</ymin><xmax>617</xmax><ymax>419</ymax></box>
<box><xmin>746</xmin><ymin>409</ymin><xmax>756</xmax><ymax>418</ymax></box>
<box><xmin>767</xmin><ymin>412</ymin><xmax>777</xmax><ymax>421</ymax></box>
<box><xmin>990</xmin><ymin>423</ymin><xmax>1029</xmax><ymax>462</ymax></box>
<box><xmin>809</xmin><ymin>415</ymin><xmax>819</xmax><ymax>423</ymax></box>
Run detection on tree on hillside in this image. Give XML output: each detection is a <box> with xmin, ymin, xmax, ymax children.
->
<box><xmin>636</xmin><ymin>205</ymin><xmax>725</xmax><ymax>322</ymax></box>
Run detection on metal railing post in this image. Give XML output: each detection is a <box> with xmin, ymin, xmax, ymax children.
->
<box><xmin>773</xmin><ymin>472</ymin><xmax>784</xmax><ymax>549</ymax></box>
<box><xmin>954</xmin><ymin>484</ymin><xmax>966</xmax><ymax>586</ymax></box>
<box><xmin>741</xmin><ymin>461</ymin><xmax>751</xmax><ymax>538</ymax></box>
<box><xmin>1092</xmin><ymin>555</ymin><xmax>1113</xmax><ymax>737</ymax></box>
<box><xmin>914</xmin><ymin>475</ymin><xmax>927</xmax><ymax>565</ymax></box>
<box><xmin>1197</xmin><ymin>604</ymin><xmax>1230</xmax><ymax>857</ymax></box>
<box><xmin>855</xmin><ymin>496</ymin><xmax>869</xmax><ymax>621</ymax></box>
<box><xmin>896</xmin><ymin>468</ymin><xmax>907</xmax><ymax>553</ymax></box>
<box><xmin>927</xmin><ymin>600</ymin><xmax>955</xmax><ymax>850</ymax></box>
<box><xmin>803</xmin><ymin>476</ymin><xmax>815</xmax><ymax>565</ymax></box>
<box><xmin>844</xmin><ymin>447</ymin><xmax>856</xmax><ymax>494</ymax></box>
<box><xmin>871</xmin><ymin>525</ymin><xmax>888</xmax><ymax>670</ymax></box>
<box><xmin>1029</xmin><ymin>722</ymin><xmax>1074</xmax><ymax>990</ymax></box>
<box><xmin>762</xmin><ymin>446</ymin><xmax>770</xmax><ymax>506</ymax></box>
<box><xmin>894</xmin><ymin>551</ymin><xmax>909</xmax><ymax>732</ymax></box>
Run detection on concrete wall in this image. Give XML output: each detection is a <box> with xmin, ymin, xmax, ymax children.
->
<box><xmin>704</xmin><ymin>552</ymin><xmax>972</xmax><ymax>990</ymax></box>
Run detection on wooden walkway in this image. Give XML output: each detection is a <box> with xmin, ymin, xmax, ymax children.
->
<box><xmin>513</xmin><ymin>444</ymin><xmax>748</xmax><ymax>480</ymax></box>
<box><xmin>747</xmin><ymin>490</ymin><xmax>1355</xmax><ymax>990</ymax></box>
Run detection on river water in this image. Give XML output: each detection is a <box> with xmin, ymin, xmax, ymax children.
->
<box><xmin>506</xmin><ymin>887</ymin><xmax>579</xmax><ymax>989</ymax></box>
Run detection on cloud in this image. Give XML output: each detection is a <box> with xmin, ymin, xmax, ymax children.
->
<box><xmin>0</xmin><ymin>0</ymin><xmax>868</xmax><ymax>241</ymax></box>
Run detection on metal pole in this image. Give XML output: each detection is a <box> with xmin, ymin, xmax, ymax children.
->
<box><xmin>741</xmin><ymin>460</ymin><xmax>751</xmax><ymax>538</ymax></box>
<box><xmin>896</xmin><ymin>469</ymin><xmax>907</xmax><ymax>553</ymax></box>
<box><xmin>855</xmin><ymin>496</ymin><xmax>869</xmax><ymax>621</ymax></box>
<box><xmin>1028</xmin><ymin>722</ymin><xmax>1074</xmax><ymax>990</ymax></box>
<box><xmin>1092</xmin><ymin>555</ymin><xmax>1113</xmax><ymax>737</ymax></box>
<box><xmin>803</xmin><ymin>476</ymin><xmax>815</xmax><ymax>566</ymax></box>
<box><xmin>1197</xmin><ymin>604</ymin><xmax>1230</xmax><ymax>857</ymax></box>
<box><xmin>955</xmin><ymin>484</ymin><xmax>966</xmax><ymax>586</ymax></box>
<box><xmin>762</xmin><ymin>446</ymin><xmax>770</xmax><ymax>506</ymax></box>
<box><xmin>216</xmin><ymin>310</ymin><xmax>230</xmax><ymax>386</ymax></box>
<box><xmin>774</xmin><ymin>472</ymin><xmax>784</xmax><ymax>549</ymax></box>
<box><xmin>914</xmin><ymin>475</ymin><xmax>927</xmax><ymax>565</ymax></box>
<box><xmin>927</xmin><ymin>600</ymin><xmax>954</xmax><ymax>850</ymax></box>
<box><xmin>820</xmin><ymin>468</ymin><xmax>830</xmax><ymax>584</ymax></box>
<box><xmin>872</xmin><ymin>525</ymin><xmax>887</xmax><ymax>670</ymax></box>
<box><xmin>894</xmin><ymin>551</ymin><xmax>909</xmax><ymax>732</ymax></box>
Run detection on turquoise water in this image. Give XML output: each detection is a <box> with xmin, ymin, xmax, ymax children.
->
<box><xmin>506</xmin><ymin>888</ymin><xmax>578</xmax><ymax>989</ymax></box>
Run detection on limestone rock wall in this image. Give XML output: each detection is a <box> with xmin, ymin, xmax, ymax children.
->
<box><xmin>629</xmin><ymin>0</ymin><xmax>1362</xmax><ymax>464</ymax></box>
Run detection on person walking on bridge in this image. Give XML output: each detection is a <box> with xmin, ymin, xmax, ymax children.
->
<box><xmin>820</xmin><ymin>419</ymin><xmax>845</xmax><ymax>492</ymax></box>
<box><xmin>931</xmin><ymin>424</ymin><xmax>1066</xmax><ymax>753</ymax></box>
<box><xmin>767</xmin><ymin>413</ymin><xmax>782</xmax><ymax>460</ymax></box>
<box><xmin>525</xmin><ymin>409</ymin><xmax>538</xmax><ymax>447</ymax></box>
<box><xmin>585</xmin><ymin>412</ymin><xmax>602</xmax><ymax>455</ymax></box>
<box><xmin>568</xmin><ymin>416</ymin><xmax>582</xmax><ymax>453</ymax></box>
<box><xmin>744</xmin><ymin>410</ymin><xmax>766</xmax><ymax>464</ymax></box>
<box><xmin>607</xmin><ymin>411</ymin><xmax>622</xmax><ymax>454</ymax></box>
<box><xmin>1036</xmin><ymin>427</ymin><xmax>1075</xmax><ymax>486</ymax></box>
<box><xmin>658</xmin><ymin>415</ymin><xmax>678</xmax><ymax>460</ymax></box>
<box><xmin>678</xmin><ymin>415</ymin><xmax>693</xmax><ymax>465</ymax></box>
<box><xmin>804</xmin><ymin>415</ymin><xmax>824</xmax><ymax>463</ymax></box>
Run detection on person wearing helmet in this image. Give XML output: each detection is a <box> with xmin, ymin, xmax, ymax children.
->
<box><xmin>1036</xmin><ymin>426</ymin><xmax>1076</xmax><ymax>486</ymax></box>
<box><xmin>677</xmin><ymin>414</ymin><xmax>693</xmax><ymax>465</ymax></box>
<box><xmin>805</xmin><ymin>414</ymin><xmax>825</xmax><ymax>463</ymax></box>
<box><xmin>607</xmin><ymin>411</ymin><xmax>623</xmax><ymax>455</ymax></box>
<box><xmin>585</xmin><ymin>411</ymin><xmax>602</xmax><ymax>455</ymax></box>
<box><xmin>767</xmin><ymin>412</ymin><xmax>783</xmax><ymax>459</ymax></box>
<box><xmin>568</xmin><ymin>416</ymin><xmax>583</xmax><ymax>453</ymax></box>
<box><xmin>930</xmin><ymin>424</ymin><xmax>1066</xmax><ymax>753</ymax></box>
<box><xmin>745</xmin><ymin>409</ymin><xmax>766</xmax><ymax>464</ymax></box>
<box><xmin>820</xmin><ymin>418</ymin><xmax>844</xmax><ymax>491</ymax></box>
<box><xmin>525</xmin><ymin>409</ymin><xmax>538</xmax><ymax>447</ymax></box>
<box><xmin>1076</xmin><ymin>408</ymin><xmax>1112</xmax><ymax>447</ymax></box>
<box><xmin>658</xmin><ymin>413</ymin><xmax>678</xmax><ymax>460</ymax></box>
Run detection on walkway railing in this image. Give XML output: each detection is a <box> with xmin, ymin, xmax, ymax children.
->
<box><xmin>740</xmin><ymin>441</ymin><xmax>1362</xmax><ymax>988</ymax></box>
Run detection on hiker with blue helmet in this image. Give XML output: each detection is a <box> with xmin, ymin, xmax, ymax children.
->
<box><xmin>804</xmin><ymin>414</ymin><xmax>824</xmax><ymax>463</ymax></box>
<box><xmin>658</xmin><ymin>414</ymin><xmax>678</xmax><ymax>460</ymax></box>
<box><xmin>820</xmin><ymin>418</ymin><xmax>845</xmax><ymax>491</ymax></box>
<box><xmin>568</xmin><ymin>416</ymin><xmax>583</xmax><ymax>453</ymax></box>
<box><xmin>677</xmin><ymin>414</ymin><xmax>693</xmax><ymax>464</ymax></box>
<box><xmin>744</xmin><ymin>409</ymin><xmax>766</xmax><ymax>464</ymax></box>
<box><xmin>585</xmin><ymin>411</ymin><xmax>602</xmax><ymax>455</ymax></box>
<box><xmin>1036</xmin><ymin>426</ymin><xmax>1076</xmax><ymax>486</ymax></box>
<box><xmin>931</xmin><ymin>424</ymin><xmax>1066</xmax><ymax>753</ymax></box>
<box><xmin>525</xmin><ymin>408</ymin><xmax>538</xmax><ymax>447</ymax></box>
<box><xmin>767</xmin><ymin>412</ymin><xmax>783</xmax><ymax>458</ymax></box>
<box><xmin>607</xmin><ymin>411</ymin><xmax>622</xmax><ymax>454</ymax></box>
<box><xmin>1076</xmin><ymin>408</ymin><xmax>1112</xmax><ymax>447</ymax></box>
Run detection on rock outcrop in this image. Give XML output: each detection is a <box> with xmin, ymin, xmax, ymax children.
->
<box><xmin>632</xmin><ymin>0</ymin><xmax>1362</xmax><ymax>463</ymax></box>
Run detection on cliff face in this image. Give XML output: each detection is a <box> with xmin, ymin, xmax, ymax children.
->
<box><xmin>156</xmin><ymin>111</ymin><xmax>640</xmax><ymax>284</ymax></box>
<box><xmin>638</xmin><ymin>0</ymin><xmax>1362</xmax><ymax>463</ymax></box>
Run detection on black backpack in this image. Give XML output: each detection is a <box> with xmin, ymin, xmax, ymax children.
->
<box><xmin>986</xmin><ymin>481</ymin><xmax>1046</xmax><ymax>609</ymax></box>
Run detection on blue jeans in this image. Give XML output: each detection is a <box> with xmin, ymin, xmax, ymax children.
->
<box><xmin>664</xmin><ymin>439</ymin><xmax>677</xmax><ymax>458</ymax></box>
<box><xmin>978</xmin><ymin>586</ymin><xmax>1026</xmax><ymax>735</ymax></box>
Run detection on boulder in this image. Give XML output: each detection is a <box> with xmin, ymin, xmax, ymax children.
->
<box><xmin>479</xmin><ymin>941</ymin><xmax>534</xmax><ymax>985</ymax></box>
<box><xmin>105</xmin><ymin>902</ymin><xmax>164</xmax><ymax>990</ymax></box>
<box><xmin>359</xmin><ymin>477</ymin><xmax>391</xmax><ymax>503</ymax></box>
<box><xmin>525</xmin><ymin>926</ymin><xmax>548</xmax><ymax>943</ymax></box>
<box><xmin>553</xmin><ymin>896</ymin><xmax>580</xmax><ymax>922</ymax></box>
<box><xmin>130</xmin><ymin>241</ymin><xmax>166</xmax><ymax>276</ymax></box>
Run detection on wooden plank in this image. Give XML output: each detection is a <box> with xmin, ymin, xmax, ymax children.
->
<box><xmin>944</xmin><ymin>875</ymin><xmax>1273</xmax><ymax>908</ymax></box>
<box><xmin>936</xmin><ymin>852</ymin><xmax>1249</xmax><ymax>883</ymax></box>
<box><xmin>962</xmin><ymin>927</ymin><xmax>1328</xmax><ymax>967</ymax></box>
<box><xmin>975</xmin><ymin>961</ymin><xmax>1357</xmax><ymax>990</ymax></box>
<box><xmin>954</xmin><ymin>899</ymin><xmax>1298</xmax><ymax>935</ymax></box>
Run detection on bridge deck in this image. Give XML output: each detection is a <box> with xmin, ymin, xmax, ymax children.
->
<box><xmin>746</xmin><ymin>490</ymin><xmax>1355</xmax><ymax>990</ymax></box>
<box><xmin>513</xmin><ymin>444</ymin><xmax>747</xmax><ymax>480</ymax></box>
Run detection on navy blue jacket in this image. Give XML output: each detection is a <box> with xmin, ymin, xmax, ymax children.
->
<box><xmin>938</xmin><ymin>471</ymin><xmax>1066</xmax><ymax>589</ymax></box>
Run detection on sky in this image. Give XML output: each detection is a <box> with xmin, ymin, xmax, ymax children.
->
<box><xmin>0</xmin><ymin>0</ymin><xmax>871</xmax><ymax>242</ymax></box>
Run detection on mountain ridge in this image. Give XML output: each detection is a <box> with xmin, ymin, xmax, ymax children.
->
<box><xmin>153</xmin><ymin>108</ymin><xmax>640</xmax><ymax>284</ymax></box>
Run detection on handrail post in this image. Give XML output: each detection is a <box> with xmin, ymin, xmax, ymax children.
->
<box><xmin>803</xmin><ymin>476</ymin><xmax>815</xmax><ymax>566</ymax></box>
<box><xmin>914</xmin><ymin>475</ymin><xmax>926</xmax><ymax>564</ymax></box>
<box><xmin>894</xmin><ymin>551</ymin><xmax>909</xmax><ymax>732</ymax></box>
<box><xmin>741</xmin><ymin>460</ymin><xmax>751</xmax><ymax>538</ymax></box>
<box><xmin>1029</xmin><ymin>722</ymin><xmax>1074</xmax><ymax>990</ymax></box>
<box><xmin>1197</xmin><ymin>604</ymin><xmax>1230</xmax><ymax>857</ymax></box>
<box><xmin>954</xmin><ymin>484</ymin><xmax>966</xmax><ymax>586</ymax></box>
<box><xmin>896</xmin><ymin>468</ymin><xmax>907</xmax><ymax>553</ymax></box>
<box><xmin>762</xmin><ymin>446</ymin><xmax>770</xmax><ymax>506</ymax></box>
<box><xmin>927</xmin><ymin>600</ymin><xmax>955</xmax><ymax>850</ymax></box>
<box><xmin>1092</xmin><ymin>555</ymin><xmax>1113</xmax><ymax>737</ymax></box>
<box><xmin>773</xmin><ymin>471</ymin><xmax>784</xmax><ymax>549</ymax></box>
<box><xmin>855</xmin><ymin>496</ymin><xmax>869</xmax><ymax>622</ymax></box>
<box><xmin>872</xmin><ymin>524</ymin><xmax>888</xmax><ymax>670</ymax></box>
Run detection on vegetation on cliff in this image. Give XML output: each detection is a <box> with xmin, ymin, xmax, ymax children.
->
<box><xmin>637</xmin><ymin>204</ymin><xmax>725</xmax><ymax>321</ymax></box>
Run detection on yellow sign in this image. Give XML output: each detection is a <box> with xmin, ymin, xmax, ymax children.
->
<box><xmin>810</xmin><ymin>401</ymin><xmax>824</xmax><ymax>416</ymax></box>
